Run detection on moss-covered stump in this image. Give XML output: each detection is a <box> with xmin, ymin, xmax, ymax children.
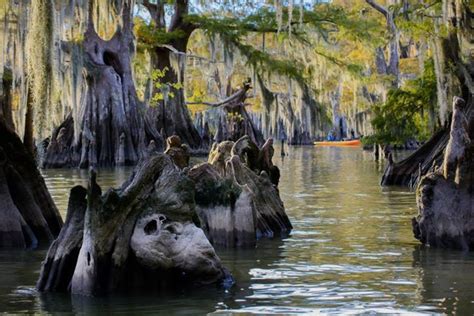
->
<box><xmin>37</xmin><ymin>154</ymin><xmax>230</xmax><ymax>296</ymax></box>
<box><xmin>412</xmin><ymin>97</ymin><xmax>474</xmax><ymax>250</ymax></box>
<box><xmin>0</xmin><ymin>120</ymin><xmax>63</xmax><ymax>248</ymax></box>
<box><xmin>187</xmin><ymin>136</ymin><xmax>292</xmax><ymax>248</ymax></box>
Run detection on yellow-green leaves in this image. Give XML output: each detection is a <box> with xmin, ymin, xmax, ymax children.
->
<box><xmin>150</xmin><ymin>67</ymin><xmax>183</xmax><ymax>105</ymax></box>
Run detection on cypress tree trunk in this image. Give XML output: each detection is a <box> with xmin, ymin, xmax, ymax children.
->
<box><xmin>0</xmin><ymin>68</ymin><xmax>14</xmax><ymax>130</ymax></box>
<box><xmin>366</xmin><ymin>0</ymin><xmax>401</xmax><ymax>87</ymax></box>
<box><xmin>23</xmin><ymin>86</ymin><xmax>35</xmax><ymax>156</ymax></box>
<box><xmin>412</xmin><ymin>97</ymin><xmax>473</xmax><ymax>249</ymax></box>
<box><xmin>411</xmin><ymin>0</ymin><xmax>473</xmax><ymax>249</ymax></box>
<box><xmin>150</xmin><ymin>47</ymin><xmax>202</xmax><ymax>148</ymax></box>
<box><xmin>142</xmin><ymin>0</ymin><xmax>202</xmax><ymax>150</ymax></box>
<box><xmin>1</xmin><ymin>65</ymin><xmax>63</xmax><ymax>248</ymax></box>
<box><xmin>43</xmin><ymin>2</ymin><xmax>163</xmax><ymax>168</ymax></box>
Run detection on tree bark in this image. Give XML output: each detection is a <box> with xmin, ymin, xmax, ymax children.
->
<box><xmin>0</xmin><ymin>67</ymin><xmax>14</xmax><ymax>130</ymax></box>
<box><xmin>23</xmin><ymin>84</ymin><xmax>35</xmax><ymax>156</ymax></box>
<box><xmin>412</xmin><ymin>96</ymin><xmax>473</xmax><ymax>249</ymax></box>
<box><xmin>366</xmin><ymin>0</ymin><xmax>400</xmax><ymax>87</ymax></box>
<box><xmin>150</xmin><ymin>47</ymin><xmax>202</xmax><ymax>149</ymax></box>
<box><xmin>381</xmin><ymin>128</ymin><xmax>448</xmax><ymax>187</ymax></box>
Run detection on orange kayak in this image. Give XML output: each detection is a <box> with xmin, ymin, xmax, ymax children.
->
<box><xmin>314</xmin><ymin>139</ymin><xmax>361</xmax><ymax>147</ymax></box>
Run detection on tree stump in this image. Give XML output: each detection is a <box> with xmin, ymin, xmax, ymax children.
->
<box><xmin>412</xmin><ymin>97</ymin><xmax>474</xmax><ymax>250</ymax></box>
<box><xmin>164</xmin><ymin>135</ymin><xmax>190</xmax><ymax>169</ymax></box>
<box><xmin>380</xmin><ymin>129</ymin><xmax>448</xmax><ymax>188</ymax></box>
<box><xmin>37</xmin><ymin>154</ymin><xmax>231</xmax><ymax>296</ymax></box>
<box><xmin>199</xmin><ymin>80</ymin><xmax>265</xmax><ymax>147</ymax></box>
<box><xmin>187</xmin><ymin>136</ymin><xmax>292</xmax><ymax>248</ymax></box>
<box><xmin>0</xmin><ymin>120</ymin><xmax>63</xmax><ymax>248</ymax></box>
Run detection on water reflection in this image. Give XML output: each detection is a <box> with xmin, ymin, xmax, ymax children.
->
<box><xmin>1</xmin><ymin>146</ymin><xmax>474</xmax><ymax>314</ymax></box>
<box><xmin>413</xmin><ymin>246</ymin><xmax>474</xmax><ymax>315</ymax></box>
<box><xmin>41</xmin><ymin>167</ymin><xmax>134</xmax><ymax>217</ymax></box>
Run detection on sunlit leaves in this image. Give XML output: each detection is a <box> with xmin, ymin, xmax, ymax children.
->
<box><xmin>150</xmin><ymin>67</ymin><xmax>183</xmax><ymax>105</ymax></box>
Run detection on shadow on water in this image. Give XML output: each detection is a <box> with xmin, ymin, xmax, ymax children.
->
<box><xmin>2</xmin><ymin>146</ymin><xmax>474</xmax><ymax>313</ymax></box>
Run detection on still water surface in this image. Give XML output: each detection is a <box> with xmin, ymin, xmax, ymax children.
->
<box><xmin>1</xmin><ymin>146</ymin><xmax>474</xmax><ymax>314</ymax></box>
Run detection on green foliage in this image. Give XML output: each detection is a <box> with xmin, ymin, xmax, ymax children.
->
<box><xmin>185</xmin><ymin>12</ymin><xmax>309</xmax><ymax>83</ymax></box>
<box><xmin>135</xmin><ymin>18</ymin><xmax>187</xmax><ymax>48</ymax></box>
<box><xmin>235</xmin><ymin>41</ymin><xmax>307</xmax><ymax>84</ymax></box>
<box><xmin>136</xmin><ymin>3</ymin><xmax>378</xmax><ymax>89</ymax></box>
<box><xmin>369</xmin><ymin>59</ymin><xmax>437</xmax><ymax>145</ymax></box>
<box><xmin>185</xmin><ymin>3</ymin><xmax>378</xmax><ymax>81</ymax></box>
<box><xmin>395</xmin><ymin>1</ymin><xmax>447</xmax><ymax>40</ymax></box>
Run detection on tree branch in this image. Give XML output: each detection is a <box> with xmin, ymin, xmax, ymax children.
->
<box><xmin>365</xmin><ymin>0</ymin><xmax>388</xmax><ymax>18</ymax></box>
<box><xmin>86</xmin><ymin>0</ymin><xmax>95</xmax><ymax>32</ymax></box>
<box><xmin>187</xmin><ymin>83</ymin><xmax>251</xmax><ymax>108</ymax></box>
<box><xmin>142</xmin><ymin>0</ymin><xmax>166</xmax><ymax>29</ymax></box>
<box><xmin>142</xmin><ymin>0</ymin><xmax>157</xmax><ymax>20</ymax></box>
<box><xmin>157</xmin><ymin>44</ymin><xmax>224</xmax><ymax>63</ymax></box>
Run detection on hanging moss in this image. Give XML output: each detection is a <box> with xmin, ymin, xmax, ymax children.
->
<box><xmin>26</xmin><ymin>0</ymin><xmax>55</xmax><ymax>141</ymax></box>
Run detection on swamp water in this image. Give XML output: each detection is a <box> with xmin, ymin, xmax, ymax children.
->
<box><xmin>1</xmin><ymin>146</ymin><xmax>474</xmax><ymax>314</ymax></box>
